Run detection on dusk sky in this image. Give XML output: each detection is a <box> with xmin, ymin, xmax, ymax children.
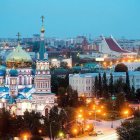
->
<box><xmin>0</xmin><ymin>0</ymin><xmax>140</xmax><ymax>39</ymax></box>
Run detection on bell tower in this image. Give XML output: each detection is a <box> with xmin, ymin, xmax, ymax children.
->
<box><xmin>34</xmin><ymin>16</ymin><xmax>51</xmax><ymax>94</ymax></box>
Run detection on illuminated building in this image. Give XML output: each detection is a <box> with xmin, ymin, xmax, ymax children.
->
<box><xmin>0</xmin><ymin>17</ymin><xmax>55</xmax><ymax>116</ymax></box>
<box><xmin>69</xmin><ymin>71</ymin><xmax>140</xmax><ymax>97</ymax></box>
<box><xmin>99</xmin><ymin>36</ymin><xmax>137</xmax><ymax>58</ymax></box>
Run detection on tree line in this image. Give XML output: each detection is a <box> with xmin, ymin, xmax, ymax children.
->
<box><xmin>0</xmin><ymin>106</ymin><xmax>72</xmax><ymax>140</ymax></box>
<box><xmin>93</xmin><ymin>72</ymin><xmax>137</xmax><ymax>101</ymax></box>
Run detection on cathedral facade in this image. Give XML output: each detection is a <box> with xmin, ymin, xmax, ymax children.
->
<box><xmin>0</xmin><ymin>18</ymin><xmax>56</xmax><ymax>116</ymax></box>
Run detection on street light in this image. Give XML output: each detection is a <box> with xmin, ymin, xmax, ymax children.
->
<box><xmin>77</xmin><ymin>114</ymin><xmax>83</xmax><ymax>119</ymax></box>
<box><xmin>72</xmin><ymin>128</ymin><xmax>78</xmax><ymax>137</ymax></box>
<box><xmin>21</xmin><ymin>132</ymin><xmax>31</xmax><ymax>140</ymax></box>
<box><xmin>79</xmin><ymin>109</ymin><xmax>83</xmax><ymax>113</ymax></box>
<box><xmin>101</xmin><ymin>105</ymin><xmax>104</xmax><ymax>109</ymax></box>
<box><xmin>23</xmin><ymin>135</ymin><xmax>27</xmax><ymax>140</ymax></box>
<box><xmin>123</xmin><ymin>110</ymin><xmax>129</xmax><ymax>119</ymax></box>
<box><xmin>59</xmin><ymin>132</ymin><xmax>64</xmax><ymax>139</ymax></box>
<box><xmin>38</xmin><ymin>129</ymin><xmax>42</xmax><ymax>134</ymax></box>
<box><xmin>97</xmin><ymin>109</ymin><xmax>101</xmax><ymax>113</ymax></box>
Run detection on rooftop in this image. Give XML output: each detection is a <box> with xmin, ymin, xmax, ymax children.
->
<box><xmin>105</xmin><ymin>37</ymin><xmax>130</xmax><ymax>53</ymax></box>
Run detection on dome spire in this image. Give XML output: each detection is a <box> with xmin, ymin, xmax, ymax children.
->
<box><xmin>41</xmin><ymin>15</ymin><xmax>45</xmax><ymax>26</ymax></box>
<box><xmin>38</xmin><ymin>16</ymin><xmax>47</xmax><ymax>60</ymax></box>
<box><xmin>41</xmin><ymin>16</ymin><xmax>45</xmax><ymax>33</ymax></box>
<box><xmin>16</xmin><ymin>32</ymin><xmax>21</xmax><ymax>45</ymax></box>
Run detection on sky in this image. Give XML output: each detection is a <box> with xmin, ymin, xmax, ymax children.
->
<box><xmin>0</xmin><ymin>0</ymin><xmax>140</xmax><ymax>39</ymax></box>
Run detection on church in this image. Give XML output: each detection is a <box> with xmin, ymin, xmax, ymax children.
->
<box><xmin>0</xmin><ymin>17</ymin><xmax>56</xmax><ymax>116</ymax></box>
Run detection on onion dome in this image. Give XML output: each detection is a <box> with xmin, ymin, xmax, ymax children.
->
<box><xmin>6</xmin><ymin>44</ymin><xmax>32</xmax><ymax>68</ymax></box>
<box><xmin>41</xmin><ymin>26</ymin><xmax>45</xmax><ymax>33</ymax></box>
<box><xmin>0</xmin><ymin>69</ymin><xmax>6</xmax><ymax>76</ymax></box>
<box><xmin>9</xmin><ymin>69</ymin><xmax>18</xmax><ymax>77</ymax></box>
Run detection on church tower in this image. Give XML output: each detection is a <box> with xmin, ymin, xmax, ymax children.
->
<box><xmin>34</xmin><ymin>16</ymin><xmax>51</xmax><ymax>93</ymax></box>
<box><xmin>32</xmin><ymin>17</ymin><xmax>55</xmax><ymax>116</ymax></box>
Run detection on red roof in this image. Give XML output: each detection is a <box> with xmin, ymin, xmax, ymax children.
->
<box><xmin>105</xmin><ymin>38</ymin><xmax>129</xmax><ymax>53</ymax></box>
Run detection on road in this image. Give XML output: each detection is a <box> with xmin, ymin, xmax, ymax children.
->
<box><xmin>69</xmin><ymin>120</ymin><xmax>120</xmax><ymax>140</ymax></box>
<box><xmin>69</xmin><ymin>130</ymin><xmax>118</xmax><ymax>140</ymax></box>
<box><xmin>44</xmin><ymin>120</ymin><xmax>122</xmax><ymax>140</ymax></box>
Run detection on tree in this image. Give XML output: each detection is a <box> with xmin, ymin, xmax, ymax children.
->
<box><xmin>117</xmin><ymin>119</ymin><xmax>140</xmax><ymax>140</ymax></box>
<box><xmin>71</xmin><ymin>90</ymin><xmax>79</xmax><ymax>107</ymax></box>
<box><xmin>51</xmin><ymin>74</ymin><xmax>59</xmax><ymax>94</ymax></box>
<box><xmin>94</xmin><ymin>76</ymin><xmax>99</xmax><ymax>97</ymax></box>
<box><xmin>22</xmin><ymin>111</ymin><xmax>43</xmax><ymax>136</ymax></box>
<box><xmin>136</xmin><ymin>89</ymin><xmax>140</xmax><ymax>100</ymax></box>
<box><xmin>114</xmin><ymin>78</ymin><xmax>124</xmax><ymax>93</ymax></box>
<box><xmin>115</xmin><ymin>63</ymin><xmax>128</xmax><ymax>72</ymax></box>
<box><xmin>98</xmin><ymin>73</ymin><xmax>102</xmax><ymax>97</ymax></box>
<box><xmin>0</xmin><ymin>108</ymin><xmax>11</xmax><ymax>139</ymax></box>
<box><xmin>57</xmin><ymin>87</ymin><xmax>66</xmax><ymax>107</ymax></box>
<box><xmin>131</xmin><ymin>86</ymin><xmax>135</xmax><ymax>95</ymax></box>
<box><xmin>126</xmin><ymin>71</ymin><xmax>130</xmax><ymax>93</ymax></box>
<box><xmin>60</xmin><ymin>62</ymin><xmax>69</xmax><ymax>69</ymax></box>
<box><xmin>109</xmin><ymin>73</ymin><xmax>114</xmax><ymax>95</ymax></box>
<box><xmin>102</xmin><ymin>72</ymin><xmax>109</xmax><ymax>98</ymax></box>
<box><xmin>0</xmin><ymin>56</ymin><xmax>2</xmax><ymax>65</ymax></box>
<box><xmin>31</xmin><ymin>136</ymin><xmax>43</xmax><ymax>140</ymax></box>
<box><xmin>45</xmin><ymin>106</ymin><xmax>64</xmax><ymax>140</ymax></box>
<box><xmin>66</xmin><ymin>86</ymin><xmax>80</xmax><ymax>107</ymax></box>
<box><xmin>115</xmin><ymin>92</ymin><xmax>125</xmax><ymax>111</ymax></box>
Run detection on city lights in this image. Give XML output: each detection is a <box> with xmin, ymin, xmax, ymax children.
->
<box><xmin>38</xmin><ymin>129</ymin><xmax>42</xmax><ymax>134</ymax></box>
<box><xmin>73</xmin><ymin>128</ymin><xmax>78</xmax><ymax>134</ymax></box>
<box><xmin>20</xmin><ymin>132</ymin><xmax>31</xmax><ymax>140</ymax></box>
<box><xmin>0</xmin><ymin>1</ymin><xmax>139</xmax><ymax>140</ymax></box>
<box><xmin>77</xmin><ymin>114</ymin><xmax>83</xmax><ymax>118</ymax></box>
<box><xmin>59</xmin><ymin>132</ymin><xmax>64</xmax><ymax>138</ymax></box>
<box><xmin>123</xmin><ymin>110</ymin><xmax>129</xmax><ymax>118</ymax></box>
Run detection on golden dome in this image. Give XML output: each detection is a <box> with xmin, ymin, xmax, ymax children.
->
<box><xmin>41</xmin><ymin>26</ymin><xmax>45</xmax><ymax>33</ymax></box>
<box><xmin>6</xmin><ymin>44</ymin><xmax>32</xmax><ymax>68</ymax></box>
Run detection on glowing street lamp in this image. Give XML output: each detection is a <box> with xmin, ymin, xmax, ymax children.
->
<box><xmin>101</xmin><ymin>105</ymin><xmax>104</xmax><ymax>109</ymax></box>
<box><xmin>20</xmin><ymin>132</ymin><xmax>31</xmax><ymax>140</ymax></box>
<box><xmin>72</xmin><ymin>128</ymin><xmax>78</xmax><ymax>137</ymax></box>
<box><xmin>103</xmin><ymin>113</ymin><xmax>106</xmax><ymax>116</ymax></box>
<box><xmin>88</xmin><ymin>112</ymin><xmax>92</xmax><ymax>116</ymax></box>
<box><xmin>97</xmin><ymin>109</ymin><xmax>101</xmax><ymax>113</ymax></box>
<box><xmin>79</xmin><ymin>109</ymin><xmax>83</xmax><ymax>113</ymax></box>
<box><xmin>77</xmin><ymin>114</ymin><xmax>83</xmax><ymax>118</ymax></box>
<box><xmin>85</xmin><ymin>124</ymin><xmax>91</xmax><ymax>131</ymax></box>
<box><xmin>59</xmin><ymin>132</ymin><xmax>64</xmax><ymax>139</ymax></box>
<box><xmin>23</xmin><ymin>135</ymin><xmax>27</xmax><ymax>140</ymax></box>
<box><xmin>123</xmin><ymin>110</ymin><xmax>129</xmax><ymax>118</ymax></box>
<box><xmin>38</xmin><ymin>129</ymin><xmax>42</xmax><ymax>134</ymax></box>
<box><xmin>86</xmin><ymin>99</ymin><xmax>91</xmax><ymax>104</ymax></box>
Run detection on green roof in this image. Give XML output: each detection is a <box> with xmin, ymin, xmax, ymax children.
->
<box><xmin>84</xmin><ymin>63</ymin><xmax>98</xmax><ymax>69</ymax></box>
<box><xmin>6</xmin><ymin>44</ymin><xmax>32</xmax><ymax>62</ymax></box>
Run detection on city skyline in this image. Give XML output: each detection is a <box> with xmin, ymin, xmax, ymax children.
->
<box><xmin>0</xmin><ymin>0</ymin><xmax>140</xmax><ymax>39</ymax></box>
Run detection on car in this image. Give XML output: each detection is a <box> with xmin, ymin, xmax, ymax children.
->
<box><xmin>88</xmin><ymin>131</ymin><xmax>97</xmax><ymax>136</ymax></box>
<box><xmin>96</xmin><ymin>119</ymin><xmax>102</xmax><ymax>122</ymax></box>
<box><xmin>96</xmin><ymin>130</ymin><xmax>103</xmax><ymax>135</ymax></box>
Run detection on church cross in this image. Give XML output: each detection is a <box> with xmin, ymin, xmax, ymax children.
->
<box><xmin>16</xmin><ymin>32</ymin><xmax>21</xmax><ymax>42</ymax></box>
<box><xmin>41</xmin><ymin>16</ymin><xmax>45</xmax><ymax>25</ymax></box>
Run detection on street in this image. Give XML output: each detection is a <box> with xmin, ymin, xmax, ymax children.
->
<box><xmin>70</xmin><ymin>132</ymin><xmax>117</xmax><ymax>140</ymax></box>
<box><xmin>43</xmin><ymin>120</ymin><xmax>121</xmax><ymax>140</ymax></box>
<box><xmin>69</xmin><ymin>120</ymin><xmax>120</xmax><ymax>140</ymax></box>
